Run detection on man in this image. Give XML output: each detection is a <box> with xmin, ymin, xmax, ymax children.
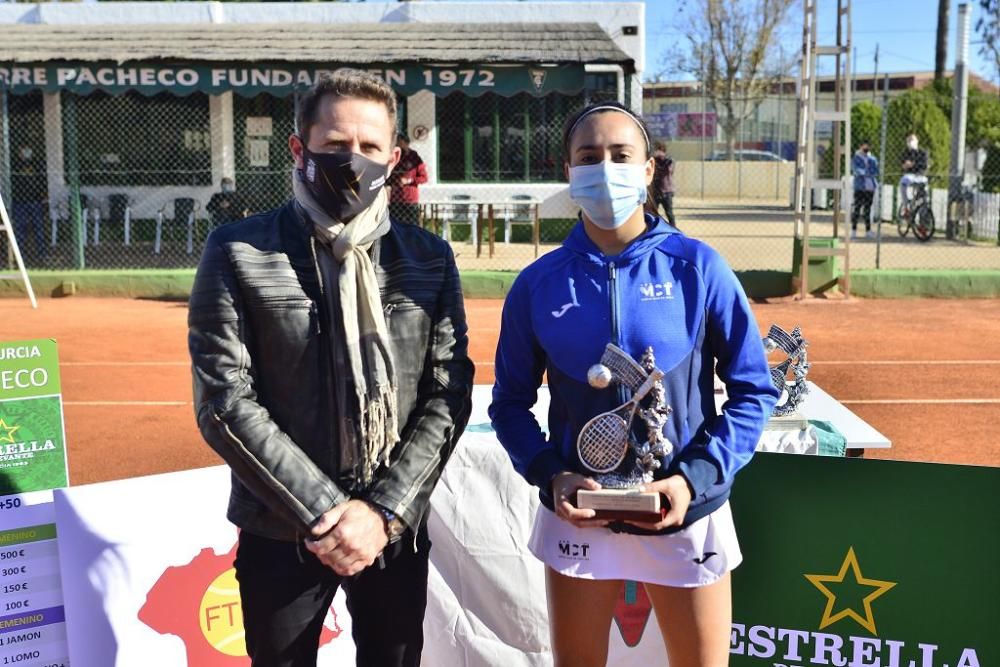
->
<box><xmin>650</xmin><ymin>141</ymin><xmax>676</xmax><ymax>227</ymax></box>
<box><xmin>188</xmin><ymin>70</ymin><xmax>474</xmax><ymax>667</ymax></box>
<box><xmin>387</xmin><ymin>133</ymin><xmax>427</xmax><ymax>226</ymax></box>
<box><xmin>205</xmin><ymin>177</ymin><xmax>248</xmax><ymax>226</ymax></box>
<box><xmin>899</xmin><ymin>133</ymin><xmax>929</xmax><ymax>215</ymax></box>
<box><xmin>10</xmin><ymin>145</ymin><xmax>48</xmax><ymax>264</ymax></box>
<box><xmin>851</xmin><ymin>140</ymin><xmax>878</xmax><ymax>238</ymax></box>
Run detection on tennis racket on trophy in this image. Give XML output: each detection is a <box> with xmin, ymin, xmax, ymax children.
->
<box><xmin>576</xmin><ymin>366</ymin><xmax>663</xmax><ymax>472</ymax></box>
<box><xmin>574</xmin><ymin>344</ymin><xmax>670</xmax><ymax>521</ymax></box>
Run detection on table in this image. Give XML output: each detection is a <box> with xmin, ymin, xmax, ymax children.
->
<box><xmin>715</xmin><ymin>381</ymin><xmax>891</xmax><ymax>455</ymax></box>
<box><xmin>417</xmin><ymin>198</ymin><xmax>541</xmax><ymax>258</ymax></box>
<box><xmin>471</xmin><ymin>381</ymin><xmax>891</xmax><ymax>455</ymax></box>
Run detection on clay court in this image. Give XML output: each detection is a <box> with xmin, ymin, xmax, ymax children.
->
<box><xmin>1</xmin><ymin>295</ymin><xmax>998</xmax><ymax>486</ymax></box>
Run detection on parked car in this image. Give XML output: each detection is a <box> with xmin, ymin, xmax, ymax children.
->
<box><xmin>708</xmin><ymin>149</ymin><xmax>787</xmax><ymax>162</ymax></box>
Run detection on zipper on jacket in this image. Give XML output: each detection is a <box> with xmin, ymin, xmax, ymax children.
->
<box><xmin>608</xmin><ymin>261</ymin><xmax>620</xmax><ymax>345</ymax></box>
<box><xmin>608</xmin><ymin>261</ymin><xmax>628</xmax><ymax>404</ymax></box>
<box><xmin>211</xmin><ymin>412</ymin><xmax>314</xmax><ymax>525</ymax></box>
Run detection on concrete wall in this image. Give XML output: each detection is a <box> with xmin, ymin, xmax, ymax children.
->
<box><xmin>673</xmin><ymin>161</ymin><xmax>796</xmax><ymax>201</ymax></box>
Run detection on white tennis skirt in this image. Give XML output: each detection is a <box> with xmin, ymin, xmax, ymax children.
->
<box><xmin>528</xmin><ymin>501</ymin><xmax>742</xmax><ymax>588</ymax></box>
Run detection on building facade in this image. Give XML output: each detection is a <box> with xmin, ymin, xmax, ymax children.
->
<box><xmin>0</xmin><ymin>1</ymin><xmax>643</xmax><ymax>268</ymax></box>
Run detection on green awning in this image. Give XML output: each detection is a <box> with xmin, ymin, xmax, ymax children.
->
<box><xmin>0</xmin><ymin>22</ymin><xmax>633</xmax><ymax>98</ymax></box>
<box><xmin>0</xmin><ymin>61</ymin><xmax>585</xmax><ymax>98</ymax></box>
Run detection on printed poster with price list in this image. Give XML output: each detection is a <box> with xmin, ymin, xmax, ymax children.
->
<box><xmin>0</xmin><ymin>339</ymin><xmax>70</xmax><ymax>667</ymax></box>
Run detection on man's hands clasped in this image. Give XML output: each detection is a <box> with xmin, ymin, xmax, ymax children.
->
<box><xmin>305</xmin><ymin>500</ymin><xmax>391</xmax><ymax>576</ymax></box>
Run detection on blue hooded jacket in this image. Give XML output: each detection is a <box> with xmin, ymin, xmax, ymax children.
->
<box><xmin>489</xmin><ymin>215</ymin><xmax>779</xmax><ymax>533</ymax></box>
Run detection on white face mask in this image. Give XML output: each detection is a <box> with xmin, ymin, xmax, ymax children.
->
<box><xmin>568</xmin><ymin>161</ymin><xmax>648</xmax><ymax>230</ymax></box>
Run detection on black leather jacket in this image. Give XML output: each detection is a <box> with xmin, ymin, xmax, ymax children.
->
<box><xmin>188</xmin><ymin>201</ymin><xmax>474</xmax><ymax>541</ymax></box>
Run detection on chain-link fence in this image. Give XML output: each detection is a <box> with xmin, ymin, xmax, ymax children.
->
<box><xmin>0</xmin><ymin>81</ymin><xmax>618</xmax><ymax>273</ymax></box>
<box><xmin>644</xmin><ymin>83</ymin><xmax>1000</xmax><ymax>275</ymax></box>
<box><xmin>0</xmin><ymin>89</ymin><xmax>300</xmax><ymax>270</ymax></box>
<box><xmin>642</xmin><ymin>88</ymin><xmax>798</xmax><ymax>273</ymax></box>
<box><xmin>2</xmin><ymin>77</ymin><xmax>998</xmax><ymax>278</ymax></box>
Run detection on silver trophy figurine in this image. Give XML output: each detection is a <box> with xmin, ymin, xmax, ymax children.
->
<box><xmin>763</xmin><ymin>325</ymin><xmax>810</xmax><ymax>430</ymax></box>
<box><xmin>575</xmin><ymin>344</ymin><xmax>673</xmax><ymax>520</ymax></box>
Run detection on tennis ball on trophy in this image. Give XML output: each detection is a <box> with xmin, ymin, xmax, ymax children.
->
<box><xmin>587</xmin><ymin>364</ymin><xmax>613</xmax><ymax>389</ymax></box>
<box><xmin>763</xmin><ymin>337</ymin><xmax>778</xmax><ymax>353</ymax></box>
<box><xmin>199</xmin><ymin>568</ymin><xmax>247</xmax><ymax>656</ymax></box>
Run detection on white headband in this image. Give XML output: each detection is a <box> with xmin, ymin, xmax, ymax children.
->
<box><xmin>568</xmin><ymin>105</ymin><xmax>651</xmax><ymax>153</ymax></box>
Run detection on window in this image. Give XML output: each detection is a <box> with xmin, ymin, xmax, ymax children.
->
<box><xmin>436</xmin><ymin>72</ymin><xmax>626</xmax><ymax>183</ymax></box>
<box><xmin>234</xmin><ymin>93</ymin><xmax>296</xmax><ymax>214</ymax></box>
<box><xmin>583</xmin><ymin>72</ymin><xmax>618</xmax><ymax>105</ymax></box>
<box><xmin>438</xmin><ymin>92</ymin><xmax>582</xmax><ymax>183</ymax></box>
<box><xmin>69</xmin><ymin>91</ymin><xmax>212</xmax><ymax>187</ymax></box>
<box><xmin>437</xmin><ymin>91</ymin><xmax>586</xmax><ymax>183</ymax></box>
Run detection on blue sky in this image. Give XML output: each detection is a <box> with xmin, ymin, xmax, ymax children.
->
<box><xmin>639</xmin><ymin>0</ymin><xmax>995</xmax><ymax>83</ymax></box>
<box><xmin>421</xmin><ymin>0</ymin><xmax>996</xmax><ymax>84</ymax></box>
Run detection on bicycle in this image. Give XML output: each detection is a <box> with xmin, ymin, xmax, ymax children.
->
<box><xmin>897</xmin><ymin>181</ymin><xmax>935</xmax><ymax>242</ymax></box>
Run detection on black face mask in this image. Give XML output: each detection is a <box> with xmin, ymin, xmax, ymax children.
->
<box><xmin>300</xmin><ymin>146</ymin><xmax>388</xmax><ymax>222</ymax></box>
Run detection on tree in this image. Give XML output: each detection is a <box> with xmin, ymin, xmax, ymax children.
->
<box><xmin>885</xmin><ymin>90</ymin><xmax>951</xmax><ymax>185</ymax></box>
<box><xmin>977</xmin><ymin>0</ymin><xmax>1000</xmax><ymax>85</ymax></box>
<box><xmin>819</xmin><ymin>101</ymin><xmax>881</xmax><ymax>179</ymax></box>
<box><xmin>929</xmin><ymin>77</ymin><xmax>1000</xmax><ymax>191</ymax></box>
<box><xmin>851</xmin><ymin>102</ymin><xmax>883</xmax><ymax>155</ymax></box>
<box><xmin>935</xmin><ymin>0</ymin><xmax>950</xmax><ymax>83</ymax></box>
<box><xmin>666</xmin><ymin>0</ymin><xmax>797</xmax><ymax>158</ymax></box>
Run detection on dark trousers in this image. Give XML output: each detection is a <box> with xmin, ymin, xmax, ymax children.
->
<box><xmin>655</xmin><ymin>192</ymin><xmax>676</xmax><ymax>227</ymax></box>
<box><xmin>389</xmin><ymin>203</ymin><xmax>420</xmax><ymax>226</ymax></box>
<box><xmin>235</xmin><ymin>526</ymin><xmax>431</xmax><ymax>667</ymax></box>
<box><xmin>12</xmin><ymin>201</ymin><xmax>47</xmax><ymax>263</ymax></box>
<box><xmin>852</xmin><ymin>190</ymin><xmax>874</xmax><ymax>230</ymax></box>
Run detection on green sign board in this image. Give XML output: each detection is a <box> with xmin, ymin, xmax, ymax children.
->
<box><xmin>0</xmin><ymin>62</ymin><xmax>585</xmax><ymax>98</ymax></box>
<box><xmin>730</xmin><ymin>453</ymin><xmax>998</xmax><ymax>667</ymax></box>
<box><xmin>0</xmin><ymin>339</ymin><xmax>69</xmax><ymax>494</ymax></box>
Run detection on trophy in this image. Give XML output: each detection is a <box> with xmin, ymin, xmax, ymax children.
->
<box><xmin>763</xmin><ymin>325</ymin><xmax>811</xmax><ymax>431</ymax></box>
<box><xmin>574</xmin><ymin>344</ymin><xmax>673</xmax><ymax>521</ymax></box>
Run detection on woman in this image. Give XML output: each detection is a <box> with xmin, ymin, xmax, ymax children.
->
<box><xmin>651</xmin><ymin>140</ymin><xmax>677</xmax><ymax>227</ymax></box>
<box><xmin>489</xmin><ymin>102</ymin><xmax>778</xmax><ymax>667</ymax></box>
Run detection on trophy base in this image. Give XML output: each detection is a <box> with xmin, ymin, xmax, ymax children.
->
<box><xmin>576</xmin><ymin>489</ymin><xmax>662</xmax><ymax>522</ymax></box>
<box><xmin>765</xmin><ymin>412</ymin><xmax>809</xmax><ymax>432</ymax></box>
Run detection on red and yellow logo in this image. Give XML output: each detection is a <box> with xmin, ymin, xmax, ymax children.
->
<box><xmin>198</xmin><ymin>568</ymin><xmax>246</xmax><ymax>657</ymax></box>
<box><xmin>140</xmin><ymin>541</ymin><xmax>341</xmax><ymax>665</ymax></box>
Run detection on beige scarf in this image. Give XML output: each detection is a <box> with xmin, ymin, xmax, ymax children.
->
<box><xmin>293</xmin><ymin>170</ymin><xmax>399</xmax><ymax>486</ymax></box>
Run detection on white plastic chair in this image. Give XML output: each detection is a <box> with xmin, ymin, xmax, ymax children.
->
<box><xmin>503</xmin><ymin>194</ymin><xmax>536</xmax><ymax>244</ymax></box>
<box><xmin>441</xmin><ymin>194</ymin><xmax>478</xmax><ymax>244</ymax></box>
<box><xmin>155</xmin><ymin>198</ymin><xmax>200</xmax><ymax>255</ymax></box>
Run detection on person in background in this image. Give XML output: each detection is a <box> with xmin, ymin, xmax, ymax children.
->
<box><xmin>851</xmin><ymin>140</ymin><xmax>878</xmax><ymax>239</ymax></box>
<box><xmin>899</xmin><ymin>133</ymin><xmax>929</xmax><ymax>216</ymax></box>
<box><xmin>10</xmin><ymin>145</ymin><xmax>48</xmax><ymax>264</ymax></box>
<box><xmin>206</xmin><ymin>177</ymin><xmax>249</xmax><ymax>226</ymax></box>
<box><xmin>651</xmin><ymin>141</ymin><xmax>676</xmax><ymax>227</ymax></box>
<box><xmin>388</xmin><ymin>133</ymin><xmax>427</xmax><ymax>226</ymax></box>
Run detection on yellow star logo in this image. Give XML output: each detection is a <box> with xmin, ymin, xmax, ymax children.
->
<box><xmin>804</xmin><ymin>547</ymin><xmax>896</xmax><ymax>635</ymax></box>
<box><xmin>0</xmin><ymin>418</ymin><xmax>20</xmax><ymax>445</ymax></box>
